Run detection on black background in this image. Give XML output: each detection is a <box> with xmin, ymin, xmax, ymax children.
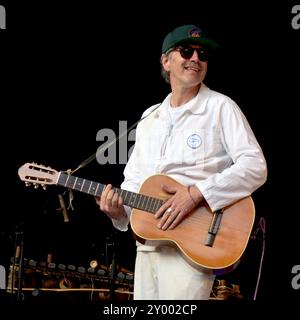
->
<box><xmin>0</xmin><ymin>0</ymin><xmax>299</xmax><ymax>313</ymax></box>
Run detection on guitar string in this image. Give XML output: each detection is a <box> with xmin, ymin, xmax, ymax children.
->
<box><xmin>60</xmin><ymin>172</ymin><xmax>251</xmax><ymax>232</ymax></box>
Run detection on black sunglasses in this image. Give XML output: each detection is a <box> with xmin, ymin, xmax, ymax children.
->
<box><xmin>171</xmin><ymin>45</ymin><xmax>209</xmax><ymax>62</ymax></box>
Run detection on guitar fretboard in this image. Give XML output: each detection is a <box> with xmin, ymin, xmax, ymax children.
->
<box><xmin>58</xmin><ymin>172</ymin><xmax>164</xmax><ymax>214</ymax></box>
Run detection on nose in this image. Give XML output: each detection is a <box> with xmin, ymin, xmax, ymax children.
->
<box><xmin>190</xmin><ymin>48</ymin><xmax>200</xmax><ymax>61</ymax></box>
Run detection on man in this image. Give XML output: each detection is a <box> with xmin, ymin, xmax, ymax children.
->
<box><xmin>96</xmin><ymin>24</ymin><xmax>267</xmax><ymax>299</ymax></box>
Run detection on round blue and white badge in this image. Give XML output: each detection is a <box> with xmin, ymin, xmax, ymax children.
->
<box><xmin>187</xmin><ymin>134</ymin><xmax>202</xmax><ymax>149</ymax></box>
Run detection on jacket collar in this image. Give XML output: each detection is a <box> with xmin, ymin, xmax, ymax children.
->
<box><xmin>155</xmin><ymin>83</ymin><xmax>211</xmax><ymax>119</ymax></box>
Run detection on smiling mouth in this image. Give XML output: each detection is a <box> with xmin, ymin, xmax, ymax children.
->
<box><xmin>184</xmin><ymin>66</ymin><xmax>200</xmax><ymax>72</ymax></box>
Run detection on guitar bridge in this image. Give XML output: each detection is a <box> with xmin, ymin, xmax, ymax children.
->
<box><xmin>205</xmin><ymin>209</ymin><xmax>223</xmax><ymax>247</ymax></box>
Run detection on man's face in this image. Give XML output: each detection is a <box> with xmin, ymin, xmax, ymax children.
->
<box><xmin>162</xmin><ymin>44</ymin><xmax>208</xmax><ymax>88</ymax></box>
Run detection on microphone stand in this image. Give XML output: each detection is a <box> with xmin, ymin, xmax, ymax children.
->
<box><xmin>15</xmin><ymin>229</ymin><xmax>25</xmax><ymax>302</ymax></box>
<box><xmin>106</xmin><ymin>231</ymin><xmax>118</xmax><ymax>300</ymax></box>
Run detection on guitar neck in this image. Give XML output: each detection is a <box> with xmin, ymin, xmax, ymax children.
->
<box><xmin>58</xmin><ymin>172</ymin><xmax>163</xmax><ymax>214</ymax></box>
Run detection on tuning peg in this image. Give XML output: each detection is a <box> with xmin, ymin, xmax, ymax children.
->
<box><xmin>33</xmin><ymin>183</ymin><xmax>39</xmax><ymax>189</ymax></box>
<box><xmin>25</xmin><ymin>182</ymin><xmax>32</xmax><ymax>187</ymax></box>
<box><xmin>41</xmin><ymin>184</ymin><xmax>47</xmax><ymax>190</ymax></box>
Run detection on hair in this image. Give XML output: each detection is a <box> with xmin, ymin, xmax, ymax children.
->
<box><xmin>160</xmin><ymin>51</ymin><xmax>172</xmax><ymax>84</ymax></box>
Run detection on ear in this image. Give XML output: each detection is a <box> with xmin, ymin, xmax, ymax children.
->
<box><xmin>161</xmin><ymin>54</ymin><xmax>171</xmax><ymax>72</ymax></box>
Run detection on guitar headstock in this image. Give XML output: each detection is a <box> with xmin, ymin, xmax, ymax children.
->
<box><xmin>18</xmin><ymin>163</ymin><xmax>60</xmax><ymax>190</ymax></box>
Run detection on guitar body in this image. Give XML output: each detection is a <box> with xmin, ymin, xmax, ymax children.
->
<box><xmin>130</xmin><ymin>175</ymin><xmax>255</xmax><ymax>275</ymax></box>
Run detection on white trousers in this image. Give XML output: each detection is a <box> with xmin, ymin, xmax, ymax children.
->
<box><xmin>133</xmin><ymin>247</ymin><xmax>215</xmax><ymax>300</ymax></box>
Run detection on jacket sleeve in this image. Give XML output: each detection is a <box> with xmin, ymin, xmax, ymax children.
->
<box><xmin>111</xmin><ymin>140</ymin><xmax>142</xmax><ymax>231</ymax></box>
<box><xmin>196</xmin><ymin>100</ymin><xmax>267</xmax><ymax>212</ymax></box>
<box><xmin>110</xmin><ymin>106</ymin><xmax>159</xmax><ymax>231</ymax></box>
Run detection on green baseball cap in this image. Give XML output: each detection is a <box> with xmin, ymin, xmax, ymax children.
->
<box><xmin>162</xmin><ymin>24</ymin><xmax>218</xmax><ymax>54</ymax></box>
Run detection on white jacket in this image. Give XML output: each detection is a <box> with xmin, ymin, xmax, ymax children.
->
<box><xmin>112</xmin><ymin>84</ymin><xmax>267</xmax><ymax>240</ymax></box>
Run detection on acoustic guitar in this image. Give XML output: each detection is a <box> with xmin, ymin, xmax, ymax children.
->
<box><xmin>18</xmin><ymin>162</ymin><xmax>255</xmax><ymax>275</ymax></box>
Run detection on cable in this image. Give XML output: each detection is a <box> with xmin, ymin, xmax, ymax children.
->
<box><xmin>253</xmin><ymin>217</ymin><xmax>266</xmax><ymax>300</ymax></box>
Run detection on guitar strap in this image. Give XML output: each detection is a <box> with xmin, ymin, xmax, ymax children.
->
<box><xmin>65</xmin><ymin>103</ymin><xmax>162</xmax><ymax>209</ymax></box>
<box><xmin>70</xmin><ymin>102</ymin><xmax>162</xmax><ymax>174</ymax></box>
